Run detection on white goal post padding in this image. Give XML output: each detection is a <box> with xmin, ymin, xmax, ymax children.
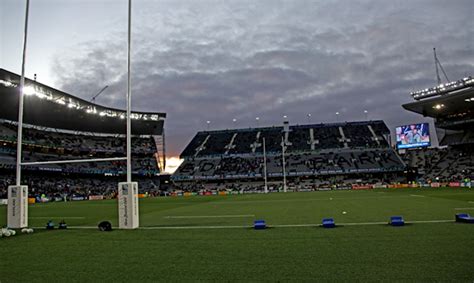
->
<box><xmin>8</xmin><ymin>185</ymin><xmax>28</xmax><ymax>228</ymax></box>
<box><xmin>118</xmin><ymin>182</ymin><xmax>139</xmax><ymax>229</ymax></box>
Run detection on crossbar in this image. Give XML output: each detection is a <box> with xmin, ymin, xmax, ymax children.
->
<box><xmin>20</xmin><ymin>157</ymin><xmax>127</xmax><ymax>166</ymax></box>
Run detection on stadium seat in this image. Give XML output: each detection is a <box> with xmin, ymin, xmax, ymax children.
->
<box><xmin>389</xmin><ymin>216</ymin><xmax>405</xmax><ymax>226</ymax></box>
<box><xmin>254</xmin><ymin>220</ymin><xmax>266</xmax><ymax>230</ymax></box>
<box><xmin>455</xmin><ymin>213</ymin><xmax>474</xmax><ymax>223</ymax></box>
<box><xmin>322</xmin><ymin>218</ymin><xmax>335</xmax><ymax>228</ymax></box>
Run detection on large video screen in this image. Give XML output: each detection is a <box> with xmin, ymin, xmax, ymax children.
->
<box><xmin>396</xmin><ymin>123</ymin><xmax>430</xmax><ymax>149</ymax></box>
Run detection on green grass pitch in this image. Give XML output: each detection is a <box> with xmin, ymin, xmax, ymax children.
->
<box><xmin>1</xmin><ymin>187</ymin><xmax>474</xmax><ymax>282</ymax></box>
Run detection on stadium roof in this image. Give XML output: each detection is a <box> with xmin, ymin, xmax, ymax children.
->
<box><xmin>0</xmin><ymin>69</ymin><xmax>165</xmax><ymax>135</ymax></box>
<box><xmin>410</xmin><ymin>76</ymin><xmax>473</xmax><ymax>100</ymax></box>
<box><xmin>402</xmin><ymin>85</ymin><xmax>474</xmax><ymax>119</ymax></box>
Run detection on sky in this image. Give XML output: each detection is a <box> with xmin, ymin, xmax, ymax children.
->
<box><xmin>1</xmin><ymin>0</ymin><xmax>473</xmax><ymax>171</ymax></box>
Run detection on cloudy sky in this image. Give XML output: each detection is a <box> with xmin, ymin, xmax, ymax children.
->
<box><xmin>1</xmin><ymin>0</ymin><xmax>473</xmax><ymax>164</ymax></box>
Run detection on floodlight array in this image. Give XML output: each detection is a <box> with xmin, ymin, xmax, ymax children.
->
<box><xmin>410</xmin><ymin>76</ymin><xmax>474</xmax><ymax>100</ymax></box>
<box><xmin>0</xmin><ymin>80</ymin><xmax>161</xmax><ymax>121</ymax></box>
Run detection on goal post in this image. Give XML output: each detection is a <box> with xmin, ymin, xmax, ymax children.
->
<box><xmin>7</xmin><ymin>0</ymin><xmax>143</xmax><ymax>230</ymax></box>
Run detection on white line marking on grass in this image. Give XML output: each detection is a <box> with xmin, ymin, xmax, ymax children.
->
<box><xmin>29</xmin><ymin>219</ymin><xmax>85</xmax><ymax>221</ymax></box>
<box><xmin>271</xmin><ymin>224</ymin><xmax>319</xmax><ymax>228</ymax></box>
<box><xmin>211</xmin><ymin>195</ymin><xmax>414</xmax><ymax>205</ymax></box>
<box><xmin>469</xmin><ymin>201</ymin><xmax>474</xmax><ymax>204</ymax></box>
<box><xmin>407</xmin><ymin>220</ymin><xmax>453</xmax><ymax>223</ymax></box>
<box><xmin>410</xmin><ymin>194</ymin><xmax>425</xmax><ymax>197</ymax></box>
<box><xmin>338</xmin><ymin>221</ymin><xmax>388</xmax><ymax>226</ymax></box>
<box><xmin>163</xmin><ymin>214</ymin><xmax>255</xmax><ymax>219</ymax></box>
<box><xmin>47</xmin><ymin>219</ymin><xmax>454</xmax><ymax>230</ymax></box>
<box><xmin>141</xmin><ymin>225</ymin><xmax>253</xmax><ymax>230</ymax></box>
<box><xmin>454</xmin><ymin>208</ymin><xmax>474</xmax><ymax>210</ymax></box>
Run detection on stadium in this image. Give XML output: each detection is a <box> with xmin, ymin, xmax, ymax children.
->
<box><xmin>1</xmin><ymin>1</ymin><xmax>474</xmax><ymax>282</ymax></box>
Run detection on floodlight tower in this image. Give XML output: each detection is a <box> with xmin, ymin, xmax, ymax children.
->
<box><xmin>117</xmin><ymin>0</ymin><xmax>139</xmax><ymax>229</ymax></box>
<box><xmin>91</xmin><ymin>85</ymin><xmax>109</xmax><ymax>103</ymax></box>
<box><xmin>8</xmin><ymin>0</ymin><xmax>30</xmax><ymax>229</ymax></box>
<box><xmin>433</xmin><ymin>48</ymin><xmax>450</xmax><ymax>85</ymax></box>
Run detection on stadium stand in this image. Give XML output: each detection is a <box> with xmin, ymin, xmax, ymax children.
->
<box><xmin>178</xmin><ymin>121</ymin><xmax>390</xmax><ymax>158</ymax></box>
<box><xmin>400</xmin><ymin>145</ymin><xmax>473</xmax><ymax>183</ymax></box>
<box><xmin>0</xmin><ymin>122</ymin><xmax>163</xmax><ymax>199</ymax></box>
<box><xmin>402</xmin><ymin>75</ymin><xmax>474</xmax><ymax>184</ymax></box>
<box><xmin>0</xmin><ymin>69</ymin><xmax>166</xmax><ymax>200</ymax></box>
<box><xmin>173</xmin><ymin>120</ymin><xmax>406</xmax><ymax>190</ymax></box>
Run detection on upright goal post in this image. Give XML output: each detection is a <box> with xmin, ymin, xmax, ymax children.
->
<box><xmin>8</xmin><ymin>0</ymin><xmax>30</xmax><ymax>229</ymax></box>
<box><xmin>8</xmin><ymin>0</ymin><xmax>140</xmax><ymax>229</ymax></box>
<box><xmin>117</xmin><ymin>0</ymin><xmax>139</xmax><ymax>229</ymax></box>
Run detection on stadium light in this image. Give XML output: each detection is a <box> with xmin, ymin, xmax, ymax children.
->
<box><xmin>36</xmin><ymin>92</ymin><xmax>47</xmax><ymax>99</ymax></box>
<box><xmin>23</xmin><ymin>86</ymin><xmax>35</xmax><ymax>95</ymax></box>
<box><xmin>410</xmin><ymin>75</ymin><xmax>473</xmax><ymax>100</ymax></box>
<box><xmin>0</xmin><ymin>79</ymin><xmax>16</xmax><ymax>88</ymax></box>
<box><xmin>433</xmin><ymin>104</ymin><xmax>445</xmax><ymax>110</ymax></box>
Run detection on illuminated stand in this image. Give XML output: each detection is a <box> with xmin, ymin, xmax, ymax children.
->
<box><xmin>118</xmin><ymin>182</ymin><xmax>139</xmax><ymax>229</ymax></box>
<box><xmin>7</xmin><ymin>186</ymin><xmax>28</xmax><ymax>228</ymax></box>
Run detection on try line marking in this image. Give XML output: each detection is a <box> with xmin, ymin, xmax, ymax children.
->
<box><xmin>29</xmin><ymin>219</ymin><xmax>85</xmax><ymax>221</ymax></box>
<box><xmin>163</xmin><ymin>214</ymin><xmax>255</xmax><ymax>219</ymax></box>
<box><xmin>42</xmin><ymin>219</ymin><xmax>454</xmax><ymax>230</ymax></box>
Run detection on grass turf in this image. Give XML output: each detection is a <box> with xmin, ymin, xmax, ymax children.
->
<box><xmin>1</xmin><ymin>187</ymin><xmax>474</xmax><ymax>282</ymax></box>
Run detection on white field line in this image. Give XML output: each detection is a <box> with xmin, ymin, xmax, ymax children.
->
<box><xmin>29</xmin><ymin>219</ymin><xmax>85</xmax><ymax>221</ymax></box>
<box><xmin>410</xmin><ymin>194</ymin><xmax>426</xmax><ymax>197</ymax></box>
<box><xmin>163</xmin><ymin>214</ymin><xmax>255</xmax><ymax>219</ymax></box>
<box><xmin>408</xmin><ymin>220</ymin><xmax>453</xmax><ymax>223</ymax></box>
<box><xmin>141</xmin><ymin>225</ymin><xmax>252</xmax><ymax>230</ymax></box>
<box><xmin>210</xmin><ymin>195</ymin><xmax>417</xmax><ymax>205</ymax></box>
<box><xmin>32</xmin><ymin>219</ymin><xmax>455</xmax><ymax>230</ymax></box>
<box><xmin>454</xmin><ymin>208</ymin><xmax>474</xmax><ymax>210</ymax></box>
<box><xmin>469</xmin><ymin>201</ymin><xmax>474</xmax><ymax>204</ymax></box>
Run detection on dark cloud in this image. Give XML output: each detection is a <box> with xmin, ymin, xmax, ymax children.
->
<box><xmin>50</xmin><ymin>0</ymin><xmax>474</xmax><ymax>156</ymax></box>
